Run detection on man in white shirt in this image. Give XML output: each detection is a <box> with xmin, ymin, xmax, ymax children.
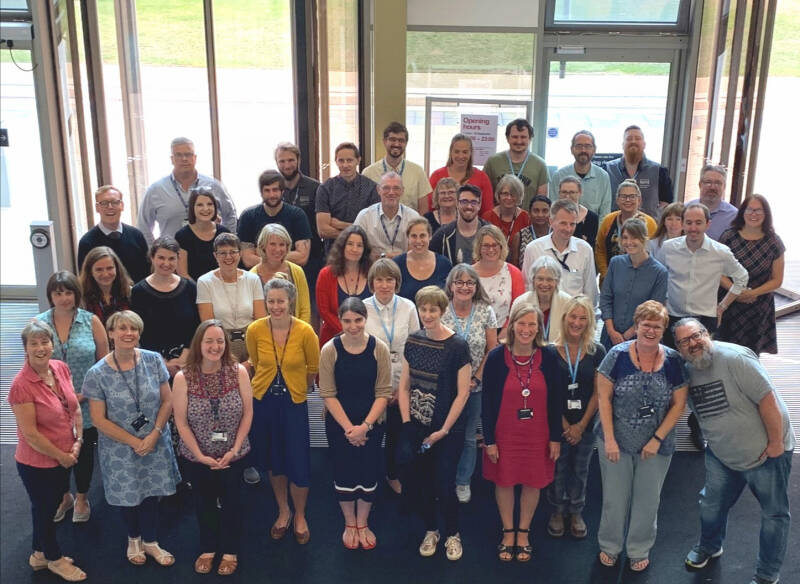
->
<box><xmin>354</xmin><ymin>172</ymin><xmax>420</xmax><ymax>260</ymax></box>
<box><xmin>521</xmin><ymin>199</ymin><xmax>597</xmax><ymax>305</ymax></box>
<box><xmin>363</xmin><ymin>122</ymin><xmax>431</xmax><ymax>212</ymax></box>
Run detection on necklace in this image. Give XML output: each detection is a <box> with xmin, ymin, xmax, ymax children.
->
<box><xmin>342</xmin><ymin>271</ymin><xmax>362</xmax><ymax>296</ymax></box>
<box><xmin>512</xmin><ymin>350</ymin><xmax>535</xmax><ymax>366</ymax></box>
<box><xmin>633</xmin><ymin>341</ymin><xmax>660</xmax><ymax>373</ymax></box>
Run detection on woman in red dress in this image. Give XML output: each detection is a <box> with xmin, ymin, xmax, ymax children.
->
<box><xmin>481</xmin><ymin>302</ymin><xmax>561</xmax><ymax>562</ymax></box>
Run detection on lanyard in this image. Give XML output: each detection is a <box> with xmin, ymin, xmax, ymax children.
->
<box><xmin>506</xmin><ymin>151</ymin><xmax>531</xmax><ymax>179</ymax></box>
<box><xmin>269</xmin><ymin>318</ymin><xmax>293</xmax><ymax>376</ymax></box>
<box><xmin>633</xmin><ymin>341</ymin><xmax>658</xmax><ymax>404</ymax></box>
<box><xmin>371</xmin><ymin>296</ymin><xmax>397</xmax><ymax>347</ymax></box>
<box><xmin>169</xmin><ymin>175</ymin><xmax>199</xmax><ymax>211</ymax></box>
<box><xmin>449</xmin><ymin>302</ymin><xmax>475</xmax><ymax>340</ymax></box>
<box><xmin>550</xmin><ymin>248</ymin><xmax>571</xmax><ymax>272</ymax></box>
<box><xmin>543</xmin><ymin>310</ymin><xmax>551</xmax><ymax>340</ymax></box>
<box><xmin>511</xmin><ymin>350</ymin><xmax>536</xmax><ymax>395</ymax></box>
<box><xmin>383</xmin><ymin>158</ymin><xmax>405</xmax><ymax>176</ymax></box>
<box><xmin>198</xmin><ymin>368</ymin><xmax>224</xmax><ymax>425</ymax></box>
<box><xmin>378</xmin><ymin>206</ymin><xmax>402</xmax><ymax>249</ymax></box>
<box><xmin>564</xmin><ymin>343</ymin><xmax>582</xmax><ymax>387</ymax></box>
<box><xmin>113</xmin><ymin>351</ymin><xmax>142</xmax><ymax>414</ymax></box>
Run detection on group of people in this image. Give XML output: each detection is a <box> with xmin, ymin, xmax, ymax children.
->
<box><xmin>9</xmin><ymin>120</ymin><xmax>793</xmax><ymax>584</ymax></box>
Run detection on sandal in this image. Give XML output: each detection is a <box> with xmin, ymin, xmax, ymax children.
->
<box><xmin>30</xmin><ymin>553</ymin><xmax>72</xmax><ymax>571</ymax></box>
<box><xmin>357</xmin><ymin>525</ymin><xmax>377</xmax><ymax>550</ymax></box>
<box><xmin>343</xmin><ymin>525</ymin><xmax>359</xmax><ymax>550</ymax></box>
<box><xmin>126</xmin><ymin>537</ymin><xmax>146</xmax><ymax>566</ymax></box>
<box><xmin>217</xmin><ymin>554</ymin><xmax>238</xmax><ymax>576</ymax></box>
<box><xmin>515</xmin><ymin>529</ymin><xmax>532</xmax><ymax>562</ymax></box>
<box><xmin>47</xmin><ymin>558</ymin><xmax>87</xmax><ymax>582</ymax></box>
<box><xmin>194</xmin><ymin>553</ymin><xmax>215</xmax><ymax>574</ymax></box>
<box><xmin>599</xmin><ymin>551</ymin><xmax>618</xmax><ymax>567</ymax></box>
<box><xmin>142</xmin><ymin>541</ymin><xmax>175</xmax><ymax>567</ymax></box>
<box><xmin>630</xmin><ymin>557</ymin><xmax>650</xmax><ymax>572</ymax></box>
<box><xmin>270</xmin><ymin>511</ymin><xmax>293</xmax><ymax>540</ymax></box>
<box><xmin>497</xmin><ymin>528</ymin><xmax>515</xmax><ymax>562</ymax></box>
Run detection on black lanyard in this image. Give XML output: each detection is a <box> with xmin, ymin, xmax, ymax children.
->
<box><xmin>269</xmin><ymin>319</ymin><xmax>293</xmax><ymax>376</ymax></box>
<box><xmin>113</xmin><ymin>351</ymin><xmax>141</xmax><ymax>413</ymax></box>
<box><xmin>169</xmin><ymin>175</ymin><xmax>199</xmax><ymax>210</ymax></box>
<box><xmin>379</xmin><ymin>209</ymin><xmax>402</xmax><ymax>248</ymax></box>
<box><xmin>511</xmin><ymin>351</ymin><xmax>536</xmax><ymax>393</ymax></box>
<box><xmin>198</xmin><ymin>368</ymin><xmax>224</xmax><ymax>425</ymax></box>
<box><xmin>551</xmin><ymin>248</ymin><xmax>571</xmax><ymax>272</ymax></box>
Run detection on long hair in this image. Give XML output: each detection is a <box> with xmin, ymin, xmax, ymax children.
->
<box><xmin>184</xmin><ymin>319</ymin><xmax>237</xmax><ymax>372</ymax></box>
<box><xmin>444</xmin><ymin>263</ymin><xmax>490</xmax><ymax>304</ymax></box>
<box><xmin>652</xmin><ymin>202</ymin><xmax>684</xmax><ymax>244</ymax></box>
<box><xmin>446</xmin><ymin>133</ymin><xmax>474</xmax><ymax>179</ymax></box>
<box><xmin>79</xmin><ymin>246</ymin><xmax>132</xmax><ymax>307</ymax></box>
<box><xmin>505</xmin><ymin>302</ymin><xmax>546</xmax><ymax>349</ymax></box>
<box><xmin>326</xmin><ymin>225</ymin><xmax>372</xmax><ymax>277</ymax></box>
<box><xmin>553</xmin><ymin>295</ymin><xmax>597</xmax><ymax>355</ymax></box>
<box><xmin>730</xmin><ymin>193</ymin><xmax>774</xmax><ymax>235</ymax></box>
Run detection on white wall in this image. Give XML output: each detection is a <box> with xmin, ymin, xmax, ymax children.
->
<box><xmin>407</xmin><ymin>0</ymin><xmax>538</xmax><ymax>28</ymax></box>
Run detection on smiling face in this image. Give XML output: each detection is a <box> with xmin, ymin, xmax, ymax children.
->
<box><xmin>214</xmin><ymin>245</ymin><xmax>241</xmax><ymax>270</ymax></box>
<box><xmin>457</xmin><ymin>191</ymin><xmax>481</xmax><ymax>222</ymax></box>
<box><xmin>616</xmin><ymin>186</ymin><xmax>640</xmax><ymax>214</ymax></box>
<box><xmin>109</xmin><ymin>320</ymin><xmax>141</xmax><ymax>350</ymax></box>
<box><xmin>436</xmin><ymin>184</ymin><xmax>458</xmax><ymax>210</ymax></box>
<box><xmin>25</xmin><ymin>333</ymin><xmax>53</xmax><ymax>368</ymax></box>
<box><xmin>276</xmin><ymin>149</ymin><xmax>299</xmax><ymax>181</ymax></box>
<box><xmin>171</xmin><ymin>143</ymin><xmax>197</xmax><ymax>174</ymax></box>
<box><xmin>263</xmin><ymin>235</ymin><xmax>289</xmax><ymax>264</ymax></box>
<box><xmin>623</xmin><ymin>128</ymin><xmax>645</xmax><ymax>159</ymax></box>
<box><xmin>621</xmin><ymin>230</ymin><xmax>646</xmax><ymax>256</ymax></box>
<box><xmin>407</xmin><ymin>223</ymin><xmax>430</xmax><ymax>254</ymax></box>
<box><xmin>683</xmin><ymin>207</ymin><xmax>709</xmax><ymax>246</ymax></box>
<box><xmin>533</xmin><ymin>269</ymin><xmax>557</xmax><ymax>301</ymax></box>
<box><xmin>743</xmin><ymin>198</ymin><xmax>766</xmax><ymax>229</ymax></box>
<box><xmin>261</xmin><ymin>181</ymin><xmax>284</xmax><ymax>209</ymax></box>
<box><xmin>152</xmin><ymin>247</ymin><xmax>178</xmax><ymax>277</ymax></box>
<box><xmin>699</xmin><ymin>170</ymin><xmax>726</xmax><ymax>208</ymax></box>
<box><xmin>550</xmin><ymin>208</ymin><xmax>578</xmax><ymax>243</ymax></box>
<box><xmin>571</xmin><ymin>133</ymin><xmax>595</xmax><ymax>165</ymax></box>
<box><xmin>450</xmin><ymin>271</ymin><xmax>477</xmax><ymax>303</ymax></box>
<box><xmin>335</xmin><ymin>147</ymin><xmax>359</xmax><ymax>181</ymax></box>
<box><xmin>512</xmin><ymin>311</ymin><xmax>538</xmax><ymax>347</ymax></box>
<box><xmin>507</xmin><ymin>125</ymin><xmax>531</xmax><ymax>155</ymax></box>
<box><xmin>635</xmin><ymin>318</ymin><xmax>665</xmax><ymax>349</ymax></box>
<box><xmin>496</xmin><ymin>186</ymin><xmax>517</xmax><ymax>210</ymax></box>
<box><xmin>383</xmin><ymin>132</ymin><xmax>407</xmax><ymax>159</ymax></box>
<box><xmin>91</xmin><ymin>256</ymin><xmax>117</xmax><ymax>290</ymax></box>
<box><xmin>530</xmin><ymin>200</ymin><xmax>551</xmax><ymax>227</ymax></box>
<box><xmin>50</xmin><ymin>287</ymin><xmax>77</xmax><ymax>312</ymax></box>
<box><xmin>674</xmin><ymin>322</ymin><xmax>713</xmax><ymax>369</ymax></box>
<box><xmin>193</xmin><ymin>194</ymin><xmax>217</xmax><ymax>223</ymax></box>
<box><xmin>418</xmin><ymin>303</ymin><xmax>443</xmax><ymax>330</ymax></box>
<box><xmin>266</xmin><ymin>288</ymin><xmax>291</xmax><ymax>320</ymax></box>
<box><xmin>372</xmin><ymin>276</ymin><xmax>396</xmax><ymax>304</ymax></box>
<box><xmin>340</xmin><ymin>310</ymin><xmax>366</xmax><ymax>338</ymax></box>
<box><xmin>479</xmin><ymin>235</ymin><xmax>502</xmax><ymax>262</ymax></box>
<box><xmin>379</xmin><ymin>176</ymin><xmax>404</xmax><ymax>207</ymax></box>
<box><xmin>664</xmin><ymin>213</ymin><xmax>683</xmax><ymax>238</ymax></box>
<box><xmin>558</xmin><ymin>182</ymin><xmax>582</xmax><ymax>205</ymax></box>
<box><xmin>343</xmin><ymin>233</ymin><xmax>365</xmax><ymax>263</ymax></box>
<box><xmin>95</xmin><ymin>188</ymin><xmax>124</xmax><ymax>225</ymax></box>
<box><xmin>200</xmin><ymin>325</ymin><xmax>227</xmax><ymax>363</ymax></box>
<box><xmin>450</xmin><ymin>140</ymin><xmax>472</xmax><ymax>169</ymax></box>
<box><xmin>564</xmin><ymin>306</ymin><xmax>588</xmax><ymax>341</ymax></box>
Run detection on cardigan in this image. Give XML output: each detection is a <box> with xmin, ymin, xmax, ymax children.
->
<box><xmin>510</xmin><ymin>289</ymin><xmax>572</xmax><ymax>343</ymax></box>
<box><xmin>595</xmin><ymin>211</ymin><xmax>658</xmax><ymax>280</ymax></box>
<box><xmin>250</xmin><ymin>261</ymin><xmax>311</xmax><ymax>324</ymax></box>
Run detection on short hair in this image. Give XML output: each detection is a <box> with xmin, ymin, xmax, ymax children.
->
<box><xmin>379</xmin><ymin>171</ymin><xmax>403</xmax><ymax>188</ymax></box>
<box><xmin>338</xmin><ymin>296</ymin><xmax>368</xmax><ymax>319</ymax></box>
<box><xmin>106</xmin><ymin>309</ymin><xmax>144</xmax><ymax>334</ymax></box>
<box><xmin>446</xmin><ymin>134</ymin><xmax>473</xmax><ymax>172</ymax></box>
<box><xmin>457</xmin><ymin>184</ymin><xmax>481</xmax><ymax>199</ymax></box>
<box><xmin>383</xmin><ymin>121</ymin><xmax>408</xmax><ymax>141</ymax></box>
<box><xmin>327</xmin><ymin>225</ymin><xmax>372</xmax><ymax>277</ymax></box>
<box><xmin>274</xmin><ymin>142</ymin><xmax>301</xmax><ymax>161</ymax></box>
<box><xmin>94</xmin><ymin>185</ymin><xmax>123</xmax><ymax>201</ymax></box>
<box><xmin>530</xmin><ymin>255</ymin><xmax>562</xmax><ymax>287</ymax></box>
<box><xmin>550</xmin><ymin>198</ymin><xmax>579</xmax><ymax>218</ymax></box>
<box><xmin>558</xmin><ymin>176</ymin><xmax>583</xmax><ymax>193</ymax></box>
<box><xmin>335</xmin><ymin>142</ymin><xmax>360</xmax><ymax>159</ymax></box>
<box><xmin>623</xmin><ymin>125</ymin><xmax>643</xmax><ymax>136</ymax></box>
<box><xmin>187</xmin><ymin>186</ymin><xmax>219</xmax><ymax>224</ymax></box>
<box><xmin>258</xmin><ymin>169</ymin><xmax>286</xmax><ymax>191</ymax></box>
<box><xmin>171</xmin><ymin>137</ymin><xmax>194</xmax><ymax>151</ymax></box>
<box><xmin>367</xmin><ymin>258</ymin><xmax>402</xmax><ymax>292</ymax></box>
<box><xmin>731</xmin><ymin>193</ymin><xmax>773</xmax><ymax>235</ymax></box>
<box><xmin>616</xmin><ymin>178</ymin><xmax>641</xmax><ymax>198</ymax></box>
<box><xmin>495</xmin><ymin>175</ymin><xmax>524</xmax><ymax>206</ymax></box>
<box><xmin>46</xmin><ymin>270</ymin><xmax>82</xmax><ymax>307</ymax></box>
<box><xmin>264</xmin><ymin>276</ymin><xmax>297</xmax><ymax>308</ymax></box>
<box><xmin>633</xmin><ymin>300</ymin><xmax>668</xmax><ymax>328</ymax></box>
<box><xmin>554</xmin><ymin>295</ymin><xmax>597</xmax><ymax>355</ymax></box>
<box><xmin>506</xmin><ymin>302</ymin><xmax>546</xmax><ymax>349</ymax></box>
<box><xmin>415</xmin><ymin>285</ymin><xmax>448</xmax><ymax>312</ymax></box>
<box><xmin>571</xmin><ymin>130</ymin><xmax>596</xmax><ymax>147</ymax></box>
<box><xmin>683</xmin><ymin>201</ymin><xmax>710</xmax><ymax>222</ymax></box>
<box><xmin>79</xmin><ymin>246</ymin><xmax>132</xmax><ymax>308</ymax></box>
<box><xmin>653</xmin><ymin>202</ymin><xmax>685</xmax><ymax>243</ymax></box>
<box><xmin>22</xmin><ymin>319</ymin><xmax>54</xmax><ymax>348</ymax></box>
<box><xmin>671</xmin><ymin>316</ymin><xmax>707</xmax><ymax>337</ymax></box>
<box><xmin>699</xmin><ymin>163</ymin><xmax>727</xmax><ymax>183</ymax></box>
<box><xmin>256</xmin><ymin>224</ymin><xmax>292</xmax><ymax>260</ymax></box>
<box><xmin>213</xmin><ymin>232</ymin><xmax>241</xmax><ymax>251</ymax></box>
<box><xmin>444</xmin><ymin>263</ymin><xmax>490</xmax><ymax>304</ymax></box>
<box><xmin>505</xmin><ymin>118</ymin><xmax>534</xmax><ymax>139</ymax></box>
<box><xmin>406</xmin><ymin>216</ymin><xmax>432</xmax><ymax>237</ymax></box>
<box><xmin>432</xmin><ymin>177</ymin><xmax>459</xmax><ymax>209</ymax></box>
<box><xmin>473</xmin><ymin>224</ymin><xmax>509</xmax><ymax>263</ymax></box>
<box><xmin>621</xmin><ymin>218</ymin><xmax>648</xmax><ymax>243</ymax></box>
<box><xmin>149</xmin><ymin>236</ymin><xmax>180</xmax><ymax>259</ymax></box>
<box><xmin>529</xmin><ymin>194</ymin><xmax>552</xmax><ymax>211</ymax></box>
<box><xmin>184</xmin><ymin>319</ymin><xmax>237</xmax><ymax>370</ymax></box>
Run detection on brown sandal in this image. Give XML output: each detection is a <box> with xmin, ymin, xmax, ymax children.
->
<box><xmin>217</xmin><ymin>555</ymin><xmax>238</xmax><ymax>576</ymax></box>
<box><xmin>194</xmin><ymin>553</ymin><xmax>215</xmax><ymax>574</ymax></box>
<box><xmin>47</xmin><ymin>559</ymin><xmax>87</xmax><ymax>582</ymax></box>
<box><xmin>270</xmin><ymin>511</ymin><xmax>293</xmax><ymax>540</ymax></box>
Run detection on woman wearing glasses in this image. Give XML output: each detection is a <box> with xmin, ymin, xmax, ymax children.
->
<box><xmin>481</xmin><ymin>175</ymin><xmax>530</xmax><ymax>253</ymax></box>
<box><xmin>423</xmin><ymin>178</ymin><xmax>459</xmax><ymax>233</ymax></box>
<box><xmin>196</xmin><ymin>233</ymin><xmax>266</xmax><ymax>367</ymax></box>
<box><xmin>511</xmin><ymin>255</ymin><xmax>571</xmax><ymax>343</ymax></box>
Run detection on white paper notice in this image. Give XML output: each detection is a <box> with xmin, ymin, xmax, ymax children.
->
<box><xmin>460</xmin><ymin>114</ymin><xmax>498</xmax><ymax>166</ymax></box>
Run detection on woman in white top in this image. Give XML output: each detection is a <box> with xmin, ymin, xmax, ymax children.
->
<box><xmin>363</xmin><ymin>259</ymin><xmax>420</xmax><ymax>494</ymax></box>
<box><xmin>197</xmin><ymin>233</ymin><xmax>266</xmax><ymax>368</ymax></box>
<box><xmin>511</xmin><ymin>255</ymin><xmax>572</xmax><ymax>343</ymax></box>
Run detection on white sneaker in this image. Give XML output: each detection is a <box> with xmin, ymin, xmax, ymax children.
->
<box><xmin>455</xmin><ymin>484</ymin><xmax>471</xmax><ymax>503</ymax></box>
<box><xmin>418</xmin><ymin>530</ymin><xmax>440</xmax><ymax>557</ymax></box>
<box><xmin>445</xmin><ymin>534</ymin><xmax>463</xmax><ymax>561</ymax></box>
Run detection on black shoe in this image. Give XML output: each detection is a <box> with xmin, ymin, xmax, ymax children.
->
<box><xmin>685</xmin><ymin>545</ymin><xmax>723</xmax><ymax>569</ymax></box>
<box><xmin>687</xmin><ymin>413</ymin><xmax>706</xmax><ymax>451</ymax></box>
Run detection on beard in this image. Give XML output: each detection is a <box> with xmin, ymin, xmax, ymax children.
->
<box><xmin>281</xmin><ymin>169</ymin><xmax>299</xmax><ymax>181</ymax></box>
<box><xmin>687</xmin><ymin>344</ymin><xmax>714</xmax><ymax>370</ymax></box>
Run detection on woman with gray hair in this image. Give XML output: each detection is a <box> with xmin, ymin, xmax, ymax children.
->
<box><xmin>481</xmin><ymin>175</ymin><xmax>530</xmax><ymax>251</ymax></box>
<box><xmin>511</xmin><ymin>255</ymin><xmax>572</xmax><ymax>342</ymax></box>
<box><xmin>441</xmin><ymin>264</ymin><xmax>498</xmax><ymax>503</ymax></box>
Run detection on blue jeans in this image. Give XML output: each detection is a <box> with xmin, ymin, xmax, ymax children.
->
<box><xmin>455</xmin><ymin>391</ymin><xmax>481</xmax><ymax>486</ymax></box>
<box><xmin>698</xmin><ymin>448</ymin><xmax>792</xmax><ymax>582</ymax></box>
<box><xmin>548</xmin><ymin>430</ymin><xmax>595</xmax><ymax>514</ymax></box>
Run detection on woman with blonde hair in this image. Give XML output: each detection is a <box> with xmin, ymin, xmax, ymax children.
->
<box><xmin>428</xmin><ymin>134</ymin><xmax>493</xmax><ymax>215</ymax></box>
<box><xmin>423</xmin><ymin>177</ymin><xmax>459</xmax><ymax>233</ymax></box>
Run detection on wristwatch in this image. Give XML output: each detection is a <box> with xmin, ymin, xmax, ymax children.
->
<box><xmin>363</xmin><ymin>421</ymin><xmax>374</xmax><ymax>431</ymax></box>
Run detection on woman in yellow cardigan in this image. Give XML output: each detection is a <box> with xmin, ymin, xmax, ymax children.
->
<box><xmin>245</xmin><ymin>278</ymin><xmax>319</xmax><ymax>544</ymax></box>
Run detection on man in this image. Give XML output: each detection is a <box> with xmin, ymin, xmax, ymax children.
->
<box><xmin>315</xmin><ymin>142</ymin><xmax>379</xmax><ymax>254</ymax></box>
<box><xmin>549</xmin><ymin>130</ymin><xmax>612</xmax><ymax>220</ymax></box>
<box><xmin>688</xmin><ymin>164</ymin><xmax>738</xmax><ymax>241</ymax></box>
<box><xmin>78</xmin><ymin>185</ymin><xmax>149</xmax><ymax>282</ymax></box>
<box><xmin>237</xmin><ymin>170</ymin><xmax>312</xmax><ymax>268</ymax></box>
<box><xmin>138</xmin><ymin>137</ymin><xmax>237</xmax><ymax>244</ymax></box>
<box><xmin>354</xmin><ymin>172</ymin><xmax>420</xmax><ymax>260</ymax></box>
<box><xmin>362</xmin><ymin>122</ymin><xmax>431</xmax><ymax>212</ymax></box>
<box><xmin>521</xmin><ymin>198</ymin><xmax>597</xmax><ymax>305</ymax></box>
<box><xmin>605</xmin><ymin>125</ymin><xmax>673</xmax><ymax>218</ymax></box>
<box><xmin>674</xmin><ymin>319</ymin><xmax>794</xmax><ymax>584</ymax></box>
<box><xmin>483</xmin><ymin>118</ymin><xmax>549</xmax><ymax>211</ymax></box>
<box><xmin>429</xmin><ymin>184</ymin><xmax>488</xmax><ymax>265</ymax></box>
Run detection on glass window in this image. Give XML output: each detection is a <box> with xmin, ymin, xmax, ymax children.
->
<box><xmin>548</xmin><ymin>0</ymin><xmax>687</xmax><ymax>29</ymax></box>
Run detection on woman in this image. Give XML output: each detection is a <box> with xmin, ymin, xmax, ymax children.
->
<box><xmin>83</xmin><ymin>311</ymin><xmax>180</xmax><ymax>567</ymax></box>
<box><xmin>364</xmin><ymin>259</ymin><xmax>420</xmax><ymax>494</ymax></box>
<box><xmin>481</xmin><ymin>175</ymin><xmax>530</xmax><ymax>252</ymax></box>
<box><xmin>511</xmin><ymin>255</ymin><xmax>572</xmax><ymax>343</ymax></box>
<box><xmin>398</xmin><ymin>286</ymin><xmax>472</xmax><ymax>561</ymax></box>
<box><xmin>599</xmin><ymin>219</ymin><xmax>668</xmax><ymax>350</ymax></box>
<box><xmin>9</xmin><ymin>321</ymin><xmax>88</xmax><ymax>582</ymax></box>
<box><xmin>250</xmin><ymin>224</ymin><xmax>311</xmax><ymax>323</ymax></box>
<box><xmin>428</xmin><ymin>134</ymin><xmax>493</xmax><ymax>215</ymax></box>
<box><xmin>473</xmin><ymin>224</ymin><xmax>524</xmax><ymax>340</ymax></box>
<box><xmin>319</xmin><ymin>298</ymin><xmax>392</xmax><ymax>549</ymax></box>
<box><xmin>510</xmin><ymin>195</ymin><xmax>551</xmax><ymax>268</ymax></box>
<box><xmin>172</xmin><ymin>320</ymin><xmax>253</xmax><ymax>576</ymax></box>
<box><xmin>423</xmin><ymin>178</ymin><xmax>459</xmax><ymax>233</ymax></box>
<box><xmin>545</xmin><ymin>296</ymin><xmax>606</xmax><ymax>540</ymax></box>
<box><xmin>595</xmin><ymin>180</ymin><xmax>658</xmax><ymax>281</ymax></box>
<box><xmin>175</xmin><ymin>186</ymin><xmax>231</xmax><ymax>281</ymax></box>
<box><xmin>196</xmin><ymin>233</ymin><xmax>266</xmax><ymax>366</ymax></box>
<box><xmin>245</xmin><ymin>278</ymin><xmax>319</xmax><ymax>545</ymax></box>
<box><xmin>37</xmin><ymin>272</ymin><xmax>108</xmax><ymax>524</ymax></box>
<box><xmin>481</xmin><ymin>303</ymin><xmax>561</xmax><ymax>563</ymax></box>
<box><xmin>79</xmin><ymin>246</ymin><xmax>132</xmax><ymax>325</ymax></box>
<box><xmin>441</xmin><ymin>264</ymin><xmax>498</xmax><ymax>503</ymax></box>
<box><xmin>131</xmin><ymin>237</ymin><xmax>200</xmax><ymax>378</ymax></box>
<box><xmin>556</xmin><ymin>176</ymin><xmax>599</xmax><ymax>249</ymax></box>
<box><xmin>393</xmin><ymin>218</ymin><xmax>452</xmax><ymax>303</ymax></box>
<box><xmin>596</xmin><ymin>300</ymin><xmax>688</xmax><ymax>572</ymax></box>
<box><xmin>647</xmin><ymin>201</ymin><xmax>684</xmax><ymax>262</ymax></box>
<box><xmin>718</xmin><ymin>194</ymin><xmax>785</xmax><ymax>354</ymax></box>
<box><xmin>316</xmin><ymin>225</ymin><xmax>373</xmax><ymax>346</ymax></box>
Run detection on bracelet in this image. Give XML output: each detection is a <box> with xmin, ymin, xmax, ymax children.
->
<box><xmin>154</xmin><ymin>425</ymin><xmax>163</xmax><ymax>432</ymax></box>
<box><xmin>652</xmin><ymin>434</ymin><xmax>663</xmax><ymax>443</ymax></box>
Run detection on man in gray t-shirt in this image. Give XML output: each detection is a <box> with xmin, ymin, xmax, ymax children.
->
<box><xmin>674</xmin><ymin>319</ymin><xmax>794</xmax><ymax>584</ymax></box>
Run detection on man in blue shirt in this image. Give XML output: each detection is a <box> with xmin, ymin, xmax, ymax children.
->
<box><xmin>688</xmin><ymin>164</ymin><xmax>738</xmax><ymax>241</ymax></box>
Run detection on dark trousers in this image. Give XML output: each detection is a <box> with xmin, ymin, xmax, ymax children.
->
<box><xmin>119</xmin><ymin>496</ymin><xmax>159</xmax><ymax>541</ymax></box>
<box><xmin>402</xmin><ymin>430</ymin><xmax>464</xmax><ymax>536</ymax></box>
<box><xmin>17</xmin><ymin>462</ymin><xmax>70</xmax><ymax>560</ymax></box>
<box><xmin>71</xmin><ymin>426</ymin><xmax>97</xmax><ymax>493</ymax></box>
<box><xmin>665</xmin><ymin>314</ymin><xmax>718</xmax><ymax>349</ymax></box>
<box><xmin>183</xmin><ymin>458</ymin><xmax>246</xmax><ymax>555</ymax></box>
<box><xmin>384</xmin><ymin>404</ymin><xmax>403</xmax><ymax>481</ymax></box>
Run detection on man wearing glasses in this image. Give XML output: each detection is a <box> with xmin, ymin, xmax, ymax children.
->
<box><xmin>549</xmin><ymin>130</ymin><xmax>612</xmax><ymax>221</ymax></box>
<box><xmin>429</xmin><ymin>184</ymin><xmax>488</xmax><ymax>265</ymax></box>
<box><xmin>354</xmin><ymin>172</ymin><xmax>420</xmax><ymax>260</ymax></box>
<box><xmin>138</xmin><ymin>137</ymin><xmax>238</xmax><ymax>245</ymax></box>
<box><xmin>77</xmin><ymin>185</ymin><xmax>149</xmax><ymax>282</ymax></box>
<box><xmin>674</xmin><ymin>319</ymin><xmax>794</xmax><ymax>584</ymax></box>
<box><xmin>688</xmin><ymin>164</ymin><xmax>738</xmax><ymax>241</ymax></box>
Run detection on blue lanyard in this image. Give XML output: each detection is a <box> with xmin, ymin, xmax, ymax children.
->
<box><xmin>378</xmin><ymin>206</ymin><xmax>402</xmax><ymax>248</ymax></box>
<box><xmin>169</xmin><ymin>175</ymin><xmax>199</xmax><ymax>210</ymax></box>
<box><xmin>506</xmin><ymin>150</ymin><xmax>530</xmax><ymax>179</ymax></box>
<box><xmin>564</xmin><ymin>343</ymin><xmax>582</xmax><ymax>387</ymax></box>
<box><xmin>371</xmin><ymin>296</ymin><xmax>397</xmax><ymax>347</ymax></box>
<box><xmin>449</xmin><ymin>302</ymin><xmax>475</xmax><ymax>340</ymax></box>
<box><xmin>383</xmin><ymin>158</ymin><xmax>405</xmax><ymax>176</ymax></box>
<box><xmin>543</xmin><ymin>311</ymin><xmax>551</xmax><ymax>340</ymax></box>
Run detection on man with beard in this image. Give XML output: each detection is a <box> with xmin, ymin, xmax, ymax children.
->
<box><xmin>549</xmin><ymin>130</ymin><xmax>612</xmax><ymax>221</ymax></box>
<box><xmin>363</xmin><ymin>122</ymin><xmax>431</xmax><ymax>212</ymax></box>
<box><xmin>674</xmin><ymin>319</ymin><xmax>794</xmax><ymax>584</ymax></box>
<box><xmin>429</xmin><ymin>184</ymin><xmax>488</xmax><ymax>265</ymax></box>
<box><xmin>354</xmin><ymin>172</ymin><xmax>420</xmax><ymax>260</ymax></box>
<box><xmin>605</xmin><ymin>125</ymin><xmax>673</xmax><ymax>219</ymax></box>
<box><xmin>687</xmin><ymin>164</ymin><xmax>738</xmax><ymax>241</ymax></box>
<box><xmin>237</xmin><ymin>169</ymin><xmax>312</xmax><ymax>268</ymax></box>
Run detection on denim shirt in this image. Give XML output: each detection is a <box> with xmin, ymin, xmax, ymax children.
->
<box><xmin>600</xmin><ymin>254</ymin><xmax>668</xmax><ymax>334</ymax></box>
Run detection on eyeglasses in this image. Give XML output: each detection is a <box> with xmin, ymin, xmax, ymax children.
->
<box><xmin>701</xmin><ymin>179</ymin><xmax>725</xmax><ymax>187</ymax></box>
<box><xmin>481</xmin><ymin>243</ymin><xmax>500</xmax><ymax>250</ymax></box>
<box><xmin>173</xmin><ymin>152</ymin><xmax>196</xmax><ymax>160</ymax></box>
<box><xmin>454</xmin><ymin>280</ymin><xmax>476</xmax><ymax>288</ymax></box>
<box><xmin>572</xmin><ymin>143</ymin><xmax>594</xmax><ymax>150</ymax></box>
<box><xmin>458</xmin><ymin>199</ymin><xmax>481</xmax><ymax>207</ymax></box>
<box><xmin>744</xmin><ymin>208</ymin><xmax>765</xmax><ymax>216</ymax></box>
<box><xmin>675</xmin><ymin>330</ymin><xmax>706</xmax><ymax>348</ymax></box>
<box><xmin>638</xmin><ymin>323</ymin><xmax>664</xmax><ymax>333</ymax></box>
<box><xmin>559</xmin><ymin>190</ymin><xmax>581</xmax><ymax>197</ymax></box>
<box><xmin>617</xmin><ymin>194</ymin><xmax>639</xmax><ymax>201</ymax></box>
<box><xmin>97</xmin><ymin>200</ymin><xmax>123</xmax><ymax>208</ymax></box>
<box><xmin>215</xmin><ymin>250</ymin><xmax>240</xmax><ymax>258</ymax></box>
